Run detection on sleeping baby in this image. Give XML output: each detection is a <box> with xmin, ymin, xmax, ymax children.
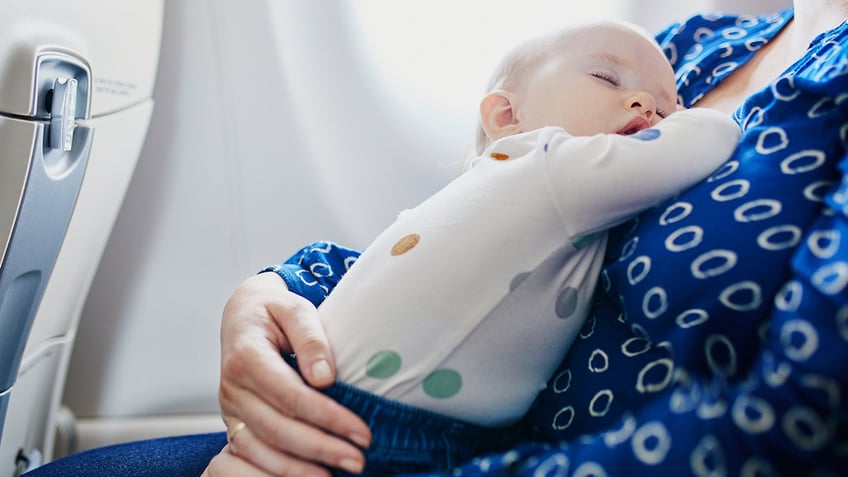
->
<box><xmin>282</xmin><ymin>20</ymin><xmax>740</xmax><ymax>476</ymax></box>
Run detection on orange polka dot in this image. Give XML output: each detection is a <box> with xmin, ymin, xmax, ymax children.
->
<box><xmin>490</xmin><ymin>152</ymin><xmax>509</xmax><ymax>161</ymax></box>
<box><xmin>391</xmin><ymin>233</ymin><xmax>420</xmax><ymax>256</ymax></box>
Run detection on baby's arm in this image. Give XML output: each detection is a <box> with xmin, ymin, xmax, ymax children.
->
<box><xmin>541</xmin><ymin>108</ymin><xmax>740</xmax><ymax>237</ymax></box>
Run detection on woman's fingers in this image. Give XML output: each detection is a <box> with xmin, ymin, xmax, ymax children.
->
<box><xmin>227</xmin><ymin>426</ymin><xmax>340</xmax><ymax>477</ymax></box>
<box><xmin>233</xmin><ymin>380</ymin><xmax>368</xmax><ymax>472</ymax></box>
<box><xmin>222</xmin><ymin>272</ymin><xmax>336</xmax><ymax>388</ymax></box>
<box><xmin>265</xmin><ymin>289</ymin><xmax>335</xmax><ymax>388</ymax></box>
<box><xmin>218</xmin><ymin>273</ymin><xmax>371</xmax><ymax>472</ymax></box>
<box><xmin>220</xmin><ymin>354</ymin><xmax>369</xmax><ymax>472</ymax></box>
<box><xmin>203</xmin><ymin>443</ymin><xmax>326</xmax><ymax>477</ymax></box>
<box><xmin>219</xmin><ymin>301</ymin><xmax>372</xmax><ymax>448</ymax></box>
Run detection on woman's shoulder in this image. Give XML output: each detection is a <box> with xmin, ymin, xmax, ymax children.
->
<box><xmin>792</xmin><ymin>19</ymin><xmax>848</xmax><ymax>86</ymax></box>
<box><xmin>655</xmin><ymin>10</ymin><xmax>794</xmax><ymax>106</ymax></box>
<box><xmin>655</xmin><ymin>10</ymin><xmax>793</xmax><ymax>60</ymax></box>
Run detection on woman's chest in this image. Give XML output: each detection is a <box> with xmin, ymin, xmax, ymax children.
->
<box><xmin>602</xmin><ymin>78</ymin><xmax>846</xmax><ymax>376</ymax></box>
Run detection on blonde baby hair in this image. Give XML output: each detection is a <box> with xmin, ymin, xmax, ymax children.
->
<box><xmin>473</xmin><ymin>20</ymin><xmax>662</xmax><ymax>155</ymax></box>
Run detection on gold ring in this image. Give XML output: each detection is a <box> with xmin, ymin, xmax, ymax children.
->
<box><xmin>228</xmin><ymin>421</ymin><xmax>247</xmax><ymax>442</ymax></box>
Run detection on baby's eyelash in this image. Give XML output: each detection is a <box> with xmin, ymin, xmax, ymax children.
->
<box><xmin>591</xmin><ymin>72</ymin><xmax>620</xmax><ymax>86</ymax></box>
<box><xmin>591</xmin><ymin>70</ymin><xmax>670</xmax><ymax>119</ymax></box>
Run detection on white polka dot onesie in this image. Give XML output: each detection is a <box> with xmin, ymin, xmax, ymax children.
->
<box><xmin>319</xmin><ymin>107</ymin><xmax>740</xmax><ymax>427</ymax></box>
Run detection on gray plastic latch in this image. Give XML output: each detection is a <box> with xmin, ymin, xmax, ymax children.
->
<box><xmin>49</xmin><ymin>77</ymin><xmax>78</xmax><ymax>151</ymax></box>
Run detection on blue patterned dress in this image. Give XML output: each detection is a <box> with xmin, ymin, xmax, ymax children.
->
<box><xmin>271</xmin><ymin>9</ymin><xmax>848</xmax><ymax>476</ymax></box>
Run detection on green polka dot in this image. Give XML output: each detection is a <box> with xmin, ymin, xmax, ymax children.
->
<box><xmin>570</xmin><ymin>233</ymin><xmax>598</xmax><ymax>249</ymax></box>
<box><xmin>422</xmin><ymin>369</ymin><xmax>462</xmax><ymax>398</ymax></box>
<box><xmin>555</xmin><ymin>286</ymin><xmax>579</xmax><ymax>318</ymax></box>
<box><xmin>366</xmin><ymin>350</ymin><xmax>401</xmax><ymax>379</ymax></box>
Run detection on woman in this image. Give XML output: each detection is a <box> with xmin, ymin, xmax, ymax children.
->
<box><xmin>204</xmin><ymin>2</ymin><xmax>848</xmax><ymax>476</ymax></box>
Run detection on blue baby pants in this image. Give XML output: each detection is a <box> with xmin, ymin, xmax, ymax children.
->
<box><xmin>286</xmin><ymin>355</ymin><xmax>515</xmax><ymax>477</ymax></box>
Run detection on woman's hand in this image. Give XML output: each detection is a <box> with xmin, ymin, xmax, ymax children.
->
<box><xmin>202</xmin><ymin>444</ymin><xmax>277</xmax><ymax>477</ymax></box>
<box><xmin>216</xmin><ymin>272</ymin><xmax>371</xmax><ymax>475</ymax></box>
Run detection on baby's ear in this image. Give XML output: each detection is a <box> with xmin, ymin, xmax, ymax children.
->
<box><xmin>479</xmin><ymin>90</ymin><xmax>522</xmax><ymax>141</ymax></box>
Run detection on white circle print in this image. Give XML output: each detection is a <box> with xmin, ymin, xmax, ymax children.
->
<box><xmin>691</xmin><ymin>250</ymin><xmax>738</xmax><ymax>279</ymax></box>
<box><xmin>627</xmin><ymin>256</ymin><xmax>651</xmax><ymax>285</ymax></box>
<box><xmin>807</xmin><ymin>229</ymin><xmax>841</xmax><ymax>259</ymax></box>
<box><xmin>552</xmin><ymin>406</ymin><xmax>575</xmax><ymax>431</ymax></box>
<box><xmin>631</xmin><ymin>421</ymin><xmax>671</xmax><ymax>465</ymax></box>
<box><xmin>719</xmin><ymin>281</ymin><xmax>763</xmax><ymax>312</ymax></box>
<box><xmin>755</xmin><ymin>127</ymin><xmax>789</xmax><ymax>154</ymax></box>
<box><xmin>732</xmin><ymin>394</ymin><xmax>775</xmax><ymax>434</ymax></box>
<box><xmin>782</xmin><ymin>406</ymin><xmax>829</xmax><ymax>451</ymax></box>
<box><xmin>589</xmin><ymin>390</ymin><xmax>614</xmax><ymax>417</ymax></box>
<box><xmin>705</xmin><ymin>333</ymin><xmax>738</xmax><ymax>377</ymax></box>
<box><xmin>812</xmin><ymin>261</ymin><xmax>848</xmax><ymax>295</ymax></box>
<box><xmin>774</xmin><ymin>280</ymin><xmax>803</xmax><ymax>312</ymax></box>
<box><xmin>734</xmin><ymin>199</ymin><xmax>782</xmax><ymax>223</ymax></box>
<box><xmin>660</xmin><ymin>202</ymin><xmax>694</xmax><ymax>225</ymax></box>
<box><xmin>757</xmin><ymin>225</ymin><xmax>802</xmax><ymax>251</ymax></box>
<box><xmin>533</xmin><ymin>453</ymin><xmax>570</xmax><ymax>477</ymax></box>
<box><xmin>780</xmin><ymin>319</ymin><xmax>819</xmax><ymax>361</ymax></box>
<box><xmin>780</xmin><ymin>149</ymin><xmax>826</xmax><ymax>175</ymax></box>
<box><xmin>740</xmin><ymin>457</ymin><xmax>778</xmax><ymax>477</ymax></box>
<box><xmin>690</xmin><ymin>435</ymin><xmax>727</xmax><ymax>477</ymax></box>
<box><xmin>666</xmin><ymin>226</ymin><xmax>704</xmax><ymax>252</ymax></box>
<box><xmin>707</xmin><ymin>160</ymin><xmax>739</xmax><ymax>182</ymax></box>
<box><xmin>676</xmin><ymin>309</ymin><xmax>710</xmax><ymax>329</ymax></box>
<box><xmin>636</xmin><ymin>358</ymin><xmax>674</xmax><ymax>393</ymax></box>
<box><xmin>588</xmin><ymin>349</ymin><xmax>609</xmax><ymax>373</ymax></box>
<box><xmin>552</xmin><ymin>369</ymin><xmax>572</xmax><ymax>393</ymax></box>
<box><xmin>642</xmin><ymin>287</ymin><xmax>669</xmax><ymax>319</ymax></box>
<box><xmin>574</xmin><ymin>462</ymin><xmax>608</xmax><ymax>477</ymax></box>
<box><xmin>711</xmin><ymin>179</ymin><xmax>750</xmax><ymax>202</ymax></box>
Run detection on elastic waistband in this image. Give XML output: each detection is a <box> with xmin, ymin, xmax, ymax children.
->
<box><xmin>284</xmin><ymin>354</ymin><xmax>509</xmax><ymax>455</ymax></box>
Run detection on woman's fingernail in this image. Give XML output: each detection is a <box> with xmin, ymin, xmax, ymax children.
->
<box><xmin>339</xmin><ymin>458</ymin><xmax>364</xmax><ymax>474</ymax></box>
<box><xmin>349</xmin><ymin>433</ymin><xmax>370</xmax><ymax>449</ymax></box>
<box><xmin>311</xmin><ymin>360</ymin><xmax>331</xmax><ymax>384</ymax></box>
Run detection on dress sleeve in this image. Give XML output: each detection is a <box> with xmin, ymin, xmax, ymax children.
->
<box><xmin>260</xmin><ymin>241</ymin><xmax>361</xmax><ymax>307</ymax></box>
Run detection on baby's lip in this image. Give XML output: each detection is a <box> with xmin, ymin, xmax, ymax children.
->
<box><xmin>617</xmin><ymin>117</ymin><xmax>650</xmax><ymax>135</ymax></box>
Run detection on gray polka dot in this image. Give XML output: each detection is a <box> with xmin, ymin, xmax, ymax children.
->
<box><xmin>555</xmin><ymin>286</ymin><xmax>579</xmax><ymax>318</ymax></box>
<box><xmin>510</xmin><ymin>272</ymin><xmax>531</xmax><ymax>291</ymax></box>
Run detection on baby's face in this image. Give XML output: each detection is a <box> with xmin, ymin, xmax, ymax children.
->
<box><xmin>516</xmin><ymin>23</ymin><xmax>678</xmax><ymax>137</ymax></box>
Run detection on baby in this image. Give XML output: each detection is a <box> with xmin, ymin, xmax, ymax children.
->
<box><xmin>280</xmin><ymin>20</ymin><xmax>740</xmax><ymax>476</ymax></box>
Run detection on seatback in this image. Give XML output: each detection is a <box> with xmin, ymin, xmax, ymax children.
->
<box><xmin>0</xmin><ymin>2</ymin><xmax>163</xmax><ymax>475</ymax></box>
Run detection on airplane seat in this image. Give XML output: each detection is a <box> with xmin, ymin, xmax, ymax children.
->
<box><xmin>0</xmin><ymin>2</ymin><xmax>163</xmax><ymax>475</ymax></box>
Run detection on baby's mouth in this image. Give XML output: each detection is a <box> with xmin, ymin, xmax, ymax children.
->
<box><xmin>617</xmin><ymin>117</ymin><xmax>650</xmax><ymax>135</ymax></box>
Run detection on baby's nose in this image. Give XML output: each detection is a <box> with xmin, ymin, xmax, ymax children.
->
<box><xmin>627</xmin><ymin>92</ymin><xmax>657</xmax><ymax>120</ymax></box>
